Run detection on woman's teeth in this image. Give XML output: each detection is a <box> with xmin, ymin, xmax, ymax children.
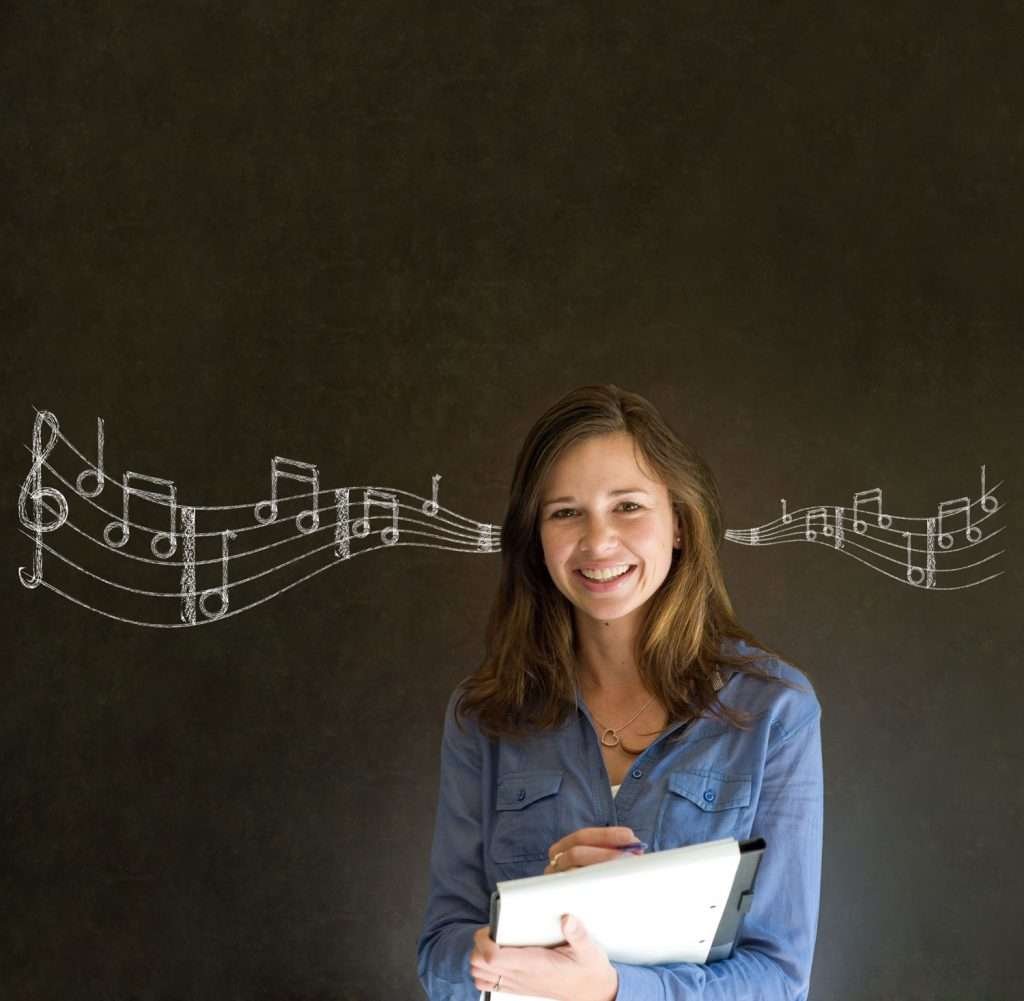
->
<box><xmin>579</xmin><ymin>564</ymin><xmax>633</xmax><ymax>581</ymax></box>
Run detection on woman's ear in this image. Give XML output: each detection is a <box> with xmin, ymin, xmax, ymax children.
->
<box><xmin>672</xmin><ymin>507</ymin><xmax>682</xmax><ymax>548</ymax></box>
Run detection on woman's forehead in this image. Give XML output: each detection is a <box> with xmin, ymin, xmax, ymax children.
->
<box><xmin>542</xmin><ymin>432</ymin><xmax>664</xmax><ymax>493</ymax></box>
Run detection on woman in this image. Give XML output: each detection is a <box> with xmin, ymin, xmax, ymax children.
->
<box><xmin>417</xmin><ymin>385</ymin><xmax>823</xmax><ymax>1001</ymax></box>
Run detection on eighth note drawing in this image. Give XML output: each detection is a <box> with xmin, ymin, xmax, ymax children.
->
<box><xmin>725</xmin><ymin>469</ymin><xmax>1006</xmax><ymax>590</ymax></box>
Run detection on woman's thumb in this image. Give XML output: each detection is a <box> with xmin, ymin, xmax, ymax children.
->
<box><xmin>562</xmin><ymin>913</ymin><xmax>586</xmax><ymax>944</ymax></box>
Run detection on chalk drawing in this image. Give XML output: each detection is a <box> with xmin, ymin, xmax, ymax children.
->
<box><xmin>103</xmin><ymin>471</ymin><xmax>178</xmax><ymax>557</ymax></box>
<box><xmin>726</xmin><ymin>466</ymin><xmax>1005</xmax><ymax>590</ymax></box>
<box><xmin>17</xmin><ymin>410</ymin><xmax>503</xmax><ymax>627</ymax></box>
<box><xmin>17</xmin><ymin>411</ymin><xmax>1005</xmax><ymax>626</ymax></box>
<box><xmin>18</xmin><ymin>410</ymin><xmax>69</xmax><ymax>589</ymax></box>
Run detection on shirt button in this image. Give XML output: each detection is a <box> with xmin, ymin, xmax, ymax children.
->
<box><xmin>517</xmin><ymin>788</ymin><xmax>526</xmax><ymax>801</ymax></box>
<box><xmin>703</xmin><ymin>789</ymin><xmax>716</xmax><ymax>803</ymax></box>
<box><xmin>631</xmin><ymin>768</ymin><xmax>643</xmax><ymax>780</ymax></box>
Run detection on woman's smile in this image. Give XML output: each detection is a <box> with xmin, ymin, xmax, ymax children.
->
<box><xmin>574</xmin><ymin>564</ymin><xmax>637</xmax><ymax>591</ymax></box>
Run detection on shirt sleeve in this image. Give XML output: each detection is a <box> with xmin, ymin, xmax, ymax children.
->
<box><xmin>417</xmin><ymin>689</ymin><xmax>491</xmax><ymax>1001</ymax></box>
<box><xmin>611</xmin><ymin>704</ymin><xmax>824</xmax><ymax>1001</ymax></box>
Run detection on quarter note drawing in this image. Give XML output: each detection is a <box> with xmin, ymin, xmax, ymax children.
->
<box><xmin>423</xmin><ymin>474</ymin><xmax>441</xmax><ymax>516</ymax></box>
<box><xmin>903</xmin><ymin>518</ymin><xmax>937</xmax><ymax>588</ymax></box>
<box><xmin>75</xmin><ymin>417</ymin><xmax>105</xmax><ymax>498</ymax></box>
<box><xmin>198</xmin><ymin>529</ymin><xmax>238</xmax><ymax>621</ymax></box>
<box><xmin>726</xmin><ymin>467</ymin><xmax>1006</xmax><ymax>590</ymax></box>
<box><xmin>16</xmin><ymin>409</ymin><xmax>503</xmax><ymax>628</ymax></box>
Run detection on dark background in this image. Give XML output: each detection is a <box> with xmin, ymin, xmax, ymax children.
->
<box><xmin>3</xmin><ymin>3</ymin><xmax>1023</xmax><ymax>999</ymax></box>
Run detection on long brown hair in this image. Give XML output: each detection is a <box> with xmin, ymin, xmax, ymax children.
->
<box><xmin>456</xmin><ymin>384</ymin><xmax>799</xmax><ymax>737</ymax></box>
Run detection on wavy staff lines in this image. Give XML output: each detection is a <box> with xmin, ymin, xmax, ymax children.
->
<box><xmin>731</xmin><ymin>522</ymin><xmax>1005</xmax><ymax>574</ymax></box>
<box><xmin>725</xmin><ymin>467</ymin><xmax>1006</xmax><ymax>590</ymax></box>
<box><xmin>733</xmin><ymin>484</ymin><xmax>1004</xmax><ymax>538</ymax></box>
<box><xmin>729</xmin><ymin>533</ymin><xmax>1004</xmax><ymax>591</ymax></box>
<box><xmin>23</xmin><ymin>539</ymin><xmax>481</xmax><ymax>629</ymax></box>
<box><xmin>733</xmin><ymin>496</ymin><xmax>1005</xmax><ymax>555</ymax></box>
<box><xmin>20</xmin><ymin>519</ymin><xmax>485</xmax><ymax>600</ymax></box>
<box><xmin>35</xmin><ymin>451</ymin><xmax>492</xmax><ymax>546</ymax></box>
<box><xmin>27</xmin><ymin>498</ymin><xmax>488</xmax><ymax>570</ymax></box>
<box><xmin>18</xmin><ymin>409</ymin><xmax>504</xmax><ymax>625</ymax></box>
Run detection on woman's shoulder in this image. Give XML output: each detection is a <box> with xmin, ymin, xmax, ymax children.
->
<box><xmin>442</xmin><ymin>678</ymin><xmax>488</xmax><ymax>738</ymax></box>
<box><xmin>720</xmin><ymin>637</ymin><xmax>821</xmax><ymax>735</ymax></box>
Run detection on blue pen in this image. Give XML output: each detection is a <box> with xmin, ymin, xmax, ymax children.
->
<box><xmin>618</xmin><ymin>840</ymin><xmax>648</xmax><ymax>854</ymax></box>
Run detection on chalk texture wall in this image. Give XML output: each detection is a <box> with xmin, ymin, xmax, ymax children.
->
<box><xmin>4</xmin><ymin>4</ymin><xmax>1022</xmax><ymax>999</ymax></box>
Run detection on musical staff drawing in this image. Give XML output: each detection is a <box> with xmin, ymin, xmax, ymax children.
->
<box><xmin>16</xmin><ymin>411</ymin><xmax>1008</xmax><ymax>627</ymax></box>
<box><xmin>17</xmin><ymin>409</ymin><xmax>503</xmax><ymax>627</ymax></box>
<box><xmin>726</xmin><ymin>467</ymin><xmax>1006</xmax><ymax>590</ymax></box>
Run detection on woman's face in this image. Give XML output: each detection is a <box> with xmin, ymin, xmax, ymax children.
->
<box><xmin>538</xmin><ymin>431</ymin><xmax>680</xmax><ymax>627</ymax></box>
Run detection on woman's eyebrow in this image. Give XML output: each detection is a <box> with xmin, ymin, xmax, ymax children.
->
<box><xmin>541</xmin><ymin>487</ymin><xmax>651</xmax><ymax>508</ymax></box>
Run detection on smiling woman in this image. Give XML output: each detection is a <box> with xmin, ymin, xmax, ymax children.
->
<box><xmin>539</xmin><ymin>433</ymin><xmax>680</xmax><ymax>626</ymax></box>
<box><xmin>417</xmin><ymin>385</ymin><xmax>823</xmax><ymax>1001</ymax></box>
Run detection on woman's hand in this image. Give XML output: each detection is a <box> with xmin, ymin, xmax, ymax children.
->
<box><xmin>545</xmin><ymin>826</ymin><xmax>643</xmax><ymax>874</ymax></box>
<box><xmin>470</xmin><ymin>916</ymin><xmax>618</xmax><ymax>1001</ymax></box>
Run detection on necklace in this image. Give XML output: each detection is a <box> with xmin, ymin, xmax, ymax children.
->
<box><xmin>589</xmin><ymin>696</ymin><xmax>657</xmax><ymax>753</ymax></box>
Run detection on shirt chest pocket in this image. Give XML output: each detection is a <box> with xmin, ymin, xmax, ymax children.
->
<box><xmin>653</xmin><ymin>768</ymin><xmax>753</xmax><ymax>851</ymax></box>
<box><xmin>490</xmin><ymin>770</ymin><xmax>564</xmax><ymax>877</ymax></box>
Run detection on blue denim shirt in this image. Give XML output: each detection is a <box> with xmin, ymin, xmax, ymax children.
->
<box><xmin>417</xmin><ymin>642</ymin><xmax>823</xmax><ymax>1001</ymax></box>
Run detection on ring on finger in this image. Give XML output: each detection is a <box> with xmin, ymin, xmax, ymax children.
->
<box><xmin>549</xmin><ymin>850</ymin><xmax>564</xmax><ymax>870</ymax></box>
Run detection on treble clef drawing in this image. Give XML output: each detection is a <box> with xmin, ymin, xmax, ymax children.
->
<box><xmin>18</xmin><ymin>410</ymin><xmax>69</xmax><ymax>589</ymax></box>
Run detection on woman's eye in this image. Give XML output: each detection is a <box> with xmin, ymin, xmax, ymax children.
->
<box><xmin>550</xmin><ymin>501</ymin><xmax>642</xmax><ymax>520</ymax></box>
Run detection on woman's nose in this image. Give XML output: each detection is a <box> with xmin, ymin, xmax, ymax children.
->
<box><xmin>580</xmin><ymin>516</ymin><xmax>618</xmax><ymax>553</ymax></box>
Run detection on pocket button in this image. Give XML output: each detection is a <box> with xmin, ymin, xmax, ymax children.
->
<box><xmin>703</xmin><ymin>789</ymin><xmax>716</xmax><ymax>803</ymax></box>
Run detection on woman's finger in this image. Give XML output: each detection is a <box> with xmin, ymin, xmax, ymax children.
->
<box><xmin>547</xmin><ymin>825</ymin><xmax>636</xmax><ymax>859</ymax></box>
<box><xmin>545</xmin><ymin>842</ymin><xmax>642</xmax><ymax>873</ymax></box>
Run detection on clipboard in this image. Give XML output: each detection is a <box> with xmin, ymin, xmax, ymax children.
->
<box><xmin>482</xmin><ymin>837</ymin><xmax>765</xmax><ymax>1001</ymax></box>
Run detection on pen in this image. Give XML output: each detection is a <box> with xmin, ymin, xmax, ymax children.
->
<box><xmin>618</xmin><ymin>840</ymin><xmax>648</xmax><ymax>854</ymax></box>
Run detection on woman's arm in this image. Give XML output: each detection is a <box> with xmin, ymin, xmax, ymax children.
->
<box><xmin>417</xmin><ymin>689</ymin><xmax>491</xmax><ymax>1001</ymax></box>
<box><xmin>611</xmin><ymin>706</ymin><xmax>824</xmax><ymax>1001</ymax></box>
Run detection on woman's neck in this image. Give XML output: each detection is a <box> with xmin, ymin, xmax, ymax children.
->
<box><xmin>574</xmin><ymin>608</ymin><xmax>646</xmax><ymax>696</ymax></box>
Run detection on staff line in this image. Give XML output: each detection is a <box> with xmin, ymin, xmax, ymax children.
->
<box><xmin>34</xmin><ymin>453</ymin><xmax>498</xmax><ymax>546</ymax></box>
<box><xmin>21</xmin><ymin>525</ymin><xmax>491</xmax><ymax>599</ymax></box>
<box><xmin>724</xmin><ymin>524</ymin><xmax>1004</xmax><ymax>575</ymax></box>
<box><xmin>29</xmin><ymin>492</ymin><xmax>497</xmax><ymax>569</ymax></box>
<box><xmin>25</xmin><ymin>539</ymin><xmax>493</xmax><ymax>629</ymax></box>
<box><xmin>729</xmin><ymin>518</ymin><xmax>1006</xmax><ymax>556</ymax></box>
<box><xmin>737</xmin><ymin>488</ymin><xmax>1003</xmax><ymax>540</ymax></box>
<box><xmin>737</xmin><ymin>536</ymin><xmax>1007</xmax><ymax>589</ymax></box>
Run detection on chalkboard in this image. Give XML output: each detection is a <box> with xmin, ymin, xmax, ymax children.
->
<box><xmin>4</xmin><ymin>4</ymin><xmax>1022</xmax><ymax>1000</ymax></box>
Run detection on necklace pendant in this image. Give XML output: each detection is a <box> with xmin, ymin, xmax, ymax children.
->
<box><xmin>600</xmin><ymin>729</ymin><xmax>621</xmax><ymax>748</ymax></box>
